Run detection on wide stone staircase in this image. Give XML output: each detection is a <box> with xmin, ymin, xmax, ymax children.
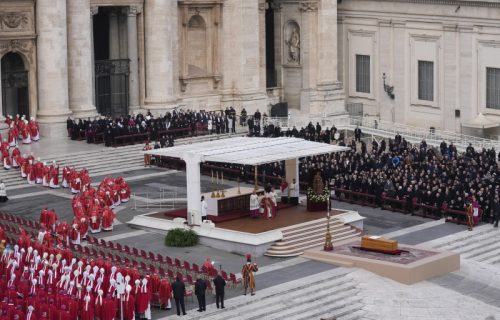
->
<box><xmin>433</xmin><ymin>226</ymin><xmax>500</xmax><ymax>266</ymax></box>
<box><xmin>264</xmin><ymin>217</ymin><xmax>361</xmax><ymax>257</ymax></box>
<box><xmin>4</xmin><ymin>132</ymin><xmax>247</xmax><ymax>189</ymax></box>
<box><xmin>181</xmin><ymin>268</ymin><xmax>366</xmax><ymax>320</ymax></box>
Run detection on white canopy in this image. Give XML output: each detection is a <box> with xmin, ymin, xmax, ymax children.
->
<box><xmin>462</xmin><ymin>113</ymin><xmax>499</xmax><ymax>129</ymax></box>
<box><xmin>146</xmin><ymin>137</ymin><xmax>350</xmax><ymax>165</ymax></box>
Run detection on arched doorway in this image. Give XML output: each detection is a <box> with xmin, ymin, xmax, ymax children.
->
<box><xmin>1</xmin><ymin>52</ymin><xmax>29</xmax><ymax>118</ymax></box>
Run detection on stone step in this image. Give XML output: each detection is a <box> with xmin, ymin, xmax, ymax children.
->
<box><xmin>215</xmin><ymin>281</ymin><xmax>357</xmax><ymax>320</ymax></box>
<box><xmin>280</xmin><ymin>217</ymin><xmax>330</xmax><ymax>233</ymax></box>
<box><xmin>265</xmin><ymin>232</ymin><xmax>359</xmax><ymax>257</ymax></box>
<box><xmin>195</xmin><ymin>272</ymin><xmax>353</xmax><ymax>320</ymax></box>
<box><xmin>434</xmin><ymin>227</ymin><xmax>498</xmax><ymax>250</ymax></box>
<box><xmin>336</xmin><ymin>309</ymin><xmax>367</xmax><ymax>320</ymax></box>
<box><xmin>292</xmin><ymin>301</ymin><xmax>365</xmax><ymax>320</ymax></box>
<box><xmin>273</xmin><ymin>227</ymin><xmax>356</xmax><ymax>247</ymax></box>
<box><xmin>282</xmin><ymin>220</ymin><xmax>344</xmax><ymax>238</ymax></box>
<box><xmin>462</xmin><ymin>239</ymin><xmax>500</xmax><ymax>260</ymax></box>
<box><xmin>475</xmin><ymin>247</ymin><xmax>500</xmax><ymax>264</ymax></box>
<box><xmin>282</xmin><ymin>223</ymin><xmax>351</xmax><ymax>241</ymax></box>
<box><xmin>453</xmin><ymin>236</ymin><xmax>500</xmax><ymax>256</ymax></box>
<box><xmin>264</xmin><ymin>289</ymin><xmax>361</xmax><ymax>320</ymax></box>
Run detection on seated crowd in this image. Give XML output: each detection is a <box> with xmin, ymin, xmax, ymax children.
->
<box><xmin>67</xmin><ymin>107</ymin><xmax>241</xmax><ymax>147</ymax></box>
<box><xmin>160</xmin><ymin>119</ymin><xmax>499</xmax><ymax>224</ymax></box>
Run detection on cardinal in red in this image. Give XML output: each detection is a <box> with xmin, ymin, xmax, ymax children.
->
<box><xmin>122</xmin><ymin>285</ymin><xmax>135</xmax><ymax>320</ymax></box>
<box><xmin>7</xmin><ymin>125</ymin><xmax>17</xmax><ymax>148</ymax></box>
<box><xmin>101</xmin><ymin>207</ymin><xmax>115</xmax><ymax>232</ymax></box>
<box><xmin>29</xmin><ymin>118</ymin><xmax>40</xmax><ymax>142</ymax></box>
<box><xmin>10</xmin><ymin>147</ymin><xmax>20</xmax><ymax>168</ymax></box>
<box><xmin>1</xmin><ymin>148</ymin><xmax>10</xmax><ymax>170</ymax></box>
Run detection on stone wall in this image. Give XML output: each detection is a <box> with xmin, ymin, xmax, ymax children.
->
<box><xmin>339</xmin><ymin>0</ymin><xmax>500</xmax><ymax>134</ymax></box>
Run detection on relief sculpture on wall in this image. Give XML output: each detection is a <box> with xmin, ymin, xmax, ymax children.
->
<box><xmin>285</xmin><ymin>21</ymin><xmax>300</xmax><ymax>65</ymax></box>
<box><xmin>0</xmin><ymin>13</ymin><xmax>29</xmax><ymax>31</ymax></box>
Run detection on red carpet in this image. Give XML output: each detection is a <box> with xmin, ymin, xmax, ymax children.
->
<box><xmin>161</xmin><ymin>202</ymin><xmax>294</xmax><ymax>223</ymax></box>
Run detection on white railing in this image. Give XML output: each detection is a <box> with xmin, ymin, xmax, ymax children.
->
<box><xmin>132</xmin><ymin>189</ymin><xmax>181</xmax><ymax>211</ymax></box>
<box><xmin>264</xmin><ymin>114</ymin><xmax>500</xmax><ymax>151</ymax></box>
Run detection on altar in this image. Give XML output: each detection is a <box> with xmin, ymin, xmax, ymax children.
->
<box><xmin>145</xmin><ymin>137</ymin><xmax>349</xmax><ymax>225</ymax></box>
<box><xmin>203</xmin><ymin>187</ymin><xmax>259</xmax><ymax>216</ymax></box>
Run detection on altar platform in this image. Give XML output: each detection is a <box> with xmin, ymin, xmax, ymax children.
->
<box><xmin>153</xmin><ymin>204</ymin><xmax>347</xmax><ymax>233</ymax></box>
<box><xmin>129</xmin><ymin>204</ymin><xmax>364</xmax><ymax>257</ymax></box>
<box><xmin>303</xmin><ymin>237</ymin><xmax>460</xmax><ymax>284</ymax></box>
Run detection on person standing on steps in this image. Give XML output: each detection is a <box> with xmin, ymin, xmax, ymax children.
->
<box><xmin>493</xmin><ymin>196</ymin><xmax>500</xmax><ymax>228</ymax></box>
<box><xmin>201</xmin><ymin>196</ymin><xmax>208</xmax><ymax>222</ymax></box>
<box><xmin>213</xmin><ymin>272</ymin><xmax>226</xmax><ymax>309</ymax></box>
<box><xmin>143</xmin><ymin>142</ymin><xmax>152</xmax><ymax>167</ymax></box>
<box><xmin>242</xmin><ymin>254</ymin><xmax>258</xmax><ymax>296</ymax></box>
<box><xmin>194</xmin><ymin>277</ymin><xmax>207</xmax><ymax>312</ymax></box>
<box><xmin>0</xmin><ymin>180</ymin><xmax>7</xmax><ymax>203</ymax></box>
<box><xmin>172</xmin><ymin>276</ymin><xmax>187</xmax><ymax>316</ymax></box>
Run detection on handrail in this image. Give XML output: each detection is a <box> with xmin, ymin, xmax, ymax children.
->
<box><xmin>264</xmin><ymin>115</ymin><xmax>500</xmax><ymax>151</ymax></box>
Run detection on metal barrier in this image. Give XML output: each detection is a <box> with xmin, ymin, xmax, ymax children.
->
<box><xmin>132</xmin><ymin>189</ymin><xmax>180</xmax><ymax>211</ymax></box>
<box><xmin>264</xmin><ymin>114</ymin><xmax>500</xmax><ymax>151</ymax></box>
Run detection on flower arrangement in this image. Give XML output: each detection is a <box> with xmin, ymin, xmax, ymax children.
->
<box><xmin>307</xmin><ymin>187</ymin><xmax>330</xmax><ymax>203</ymax></box>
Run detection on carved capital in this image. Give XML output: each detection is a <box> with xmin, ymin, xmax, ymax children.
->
<box><xmin>299</xmin><ymin>1</ymin><xmax>318</xmax><ymax>12</ymax></box>
<box><xmin>128</xmin><ymin>5</ymin><xmax>143</xmax><ymax>16</ymax></box>
<box><xmin>258</xmin><ymin>1</ymin><xmax>267</xmax><ymax>11</ymax></box>
<box><xmin>0</xmin><ymin>12</ymin><xmax>29</xmax><ymax>31</ymax></box>
<box><xmin>270</xmin><ymin>1</ymin><xmax>283</xmax><ymax>12</ymax></box>
<box><xmin>90</xmin><ymin>6</ymin><xmax>99</xmax><ymax>16</ymax></box>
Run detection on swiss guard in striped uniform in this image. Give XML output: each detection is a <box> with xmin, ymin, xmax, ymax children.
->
<box><xmin>242</xmin><ymin>254</ymin><xmax>258</xmax><ymax>296</ymax></box>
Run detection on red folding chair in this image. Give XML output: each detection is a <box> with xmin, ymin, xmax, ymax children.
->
<box><xmin>192</xmin><ymin>263</ymin><xmax>201</xmax><ymax>275</ymax></box>
<box><xmin>166</xmin><ymin>256</ymin><xmax>176</xmax><ymax>271</ymax></box>
<box><xmin>183</xmin><ymin>261</ymin><xmax>195</xmax><ymax>274</ymax></box>
<box><xmin>186</xmin><ymin>274</ymin><xmax>195</xmax><ymax>286</ymax></box>
<box><xmin>175</xmin><ymin>258</ymin><xmax>182</xmax><ymax>271</ymax></box>
<box><xmin>221</xmin><ymin>270</ymin><xmax>231</xmax><ymax>283</ymax></box>
<box><xmin>132</xmin><ymin>248</ymin><xmax>140</xmax><ymax>257</ymax></box>
<box><xmin>230</xmin><ymin>273</ymin><xmax>242</xmax><ymax>288</ymax></box>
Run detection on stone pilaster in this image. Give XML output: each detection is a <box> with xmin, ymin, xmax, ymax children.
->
<box><xmin>67</xmin><ymin>0</ymin><xmax>98</xmax><ymax>119</ymax></box>
<box><xmin>36</xmin><ymin>0</ymin><xmax>72</xmax><ymax>137</ymax></box>
<box><xmin>259</xmin><ymin>0</ymin><xmax>267</xmax><ymax>91</ymax></box>
<box><xmin>109</xmin><ymin>11</ymin><xmax>120</xmax><ymax>59</ymax></box>
<box><xmin>144</xmin><ymin>0</ymin><xmax>177</xmax><ymax>111</ymax></box>
<box><xmin>128</xmin><ymin>6</ymin><xmax>141</xmax><ymax>113</ymax></box>
<box><xmin>308</xmin><ymin>0</ymin><xmax>345</xmax><ymax>115</ymax></box>
<box><xmin>220</xmin><ymin>0</ymin><xmax>267</xmax><ymax>114</ymax></box>
<box><xmin>0</xmin><ymin>61</ymin><xmax>4</xmax><ymax>121</ymax></box>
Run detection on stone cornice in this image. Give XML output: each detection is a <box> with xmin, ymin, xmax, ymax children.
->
<box><xmin>358</xmin><ymin>0</ymin><xmax>500</xmax><ymax>9</ymax></box>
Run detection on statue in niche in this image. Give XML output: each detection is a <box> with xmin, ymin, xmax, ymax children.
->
<box><xmin>285</xmin><ymin>23</ymin><xmax>300</xmax><ymax>64</ymax></box>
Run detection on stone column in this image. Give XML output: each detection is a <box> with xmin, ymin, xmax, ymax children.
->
<box><xmin>67</xmin><ymin>0</ymin><xmax>98</xmax><ymax>118</ymax></box>
<box><xmin>317</xmin><ymin>0</ymin><xmax>338</xmax><ymax>87</ymax></box>
<box><xmin>109</xmin><ymin>11</ymin><xmax>120</xmax><ymax>59</ymax></box>
<box><xmin>304</xmin><ymin>0</ymin><xmax>345</xmax><ymax>115</ymax></box>
<box><xmin>128</xmin><ymin>6</ymin><xmax>141</xmax><ymax>113</ymax></box>
<box><xmin>0</xmin><ymin>61</ymin><xmax>4</xmax><ymax>121</ymax></box>
<box><xmin>36</xmin><ymin>0</ymin><xmax>72</xmax><ymax>137</ymax></box>
<box><xmin>91</xmin><ymin>6</ymin><xmax>98</xmax><ymax>108</ymax></box>
<box><xmin>144</xmin><ymin>0</ymin><xmax>176</xmax><ymax>111</ymax></box>
<box><xmin>184</xmin><ymin>155</ymin><xmax>202</xmax><ymax>226</ymax></box>
<box><xmin>258</xmin><ymin>0</ymin><xmax>267</xmax><ymax>91</ymax></box>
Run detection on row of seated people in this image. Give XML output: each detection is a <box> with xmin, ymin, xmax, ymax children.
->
<box><xmin>67</xmin><ymin>109</ymin><xmax>239</xmax><ymax>147</ymax></box>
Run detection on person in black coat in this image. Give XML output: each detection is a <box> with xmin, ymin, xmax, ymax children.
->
<box><xmin>213</xmin><ymin>273</ymin><xmax>226</xmax><ymax>309</ymax></box>
<box><xmin>354</xmin><ymin>126</ymin><xmax>362</xmax><ymax>142</ymax></box>
<box><xmin>194</xmin><ymin>278</ymin><xmax>207</xmax><ymax>312</ymax></box>
<box><xmin>172</xmin><ymin>277</ymin><xmax>187</xmax><ymax>316</ymax></box>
